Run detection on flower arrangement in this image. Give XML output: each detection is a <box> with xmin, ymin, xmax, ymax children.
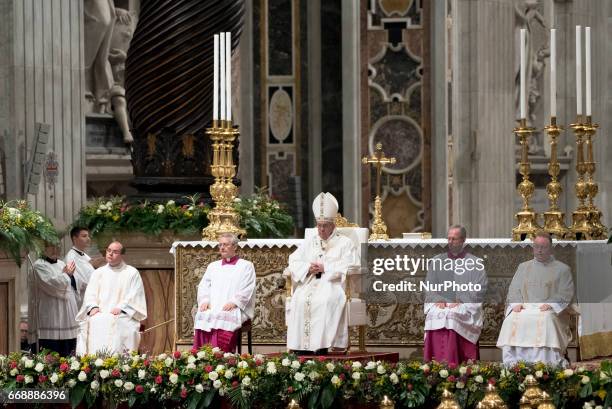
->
<box><xmin>72</xmin><ymin>190</ymin><xmax>294</xmax><ymax>239</ymax></box>
<box><xmin>0</xmin><ymin>200</ymin><xmax>58</xmax><ymax>265</ymax></box>
<box><xmin>0</xmin><ymin>348</ymin><xmax>610</xmax><ymax>409</ymax></box>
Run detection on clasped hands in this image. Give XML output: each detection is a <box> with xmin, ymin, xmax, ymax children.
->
<box><xmin>63</xmin><ymin>261</ymin><xmax>76</xmax><ymax>276</ymax></box>
<box><xmin>512</xmin><ymin>304</ymin><xmax>552</xmax><ymax>312</ymax></box>
<box><xmin>308</xmin><ymin>262</ymin><xmax>324</xmax><ymax>275</ymax></box>
<box><xmin>88</xmin><ymin>307</ymin><xmax>122</xmax><ymax>316</ymax></box>
<box><xmin>199</xmin><ymin>302</ymin><xmax>237</xmax><ymax>312</ymax></box>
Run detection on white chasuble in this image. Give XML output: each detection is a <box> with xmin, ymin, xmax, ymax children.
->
<box><xmin>286</xmin><ymin>230</ymin><xmax>357</xmax><ymax>351</ymax></box>
<box><xmin>497</xmin><ymin>257</ymin><xmax>574</xmax><ymax>365</ymax></box>
<box><xmin>75</xmin><ymin>262</ymin><xmax>147</xmax><ymax>355</ymax></box>
<box><xmin>194</xmin><ymin>259</ymin><xmax>256</xmax><ymax>332</ymax></box>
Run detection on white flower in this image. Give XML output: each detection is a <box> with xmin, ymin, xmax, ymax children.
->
<box><xmin>34</xmin><ymin>362</ymin><xmax>44</xmax><ymax>373</ymax></box>
<box><xmin>500</xmin><ymin>369</ymin><xmax>508</xmax><ymax>378</ymax></box>
<box><xmin>308</xmin><ymin>371</ymin><xmax>319</xmax><ymax>381</ymax></box>
<box><xmin>131</xmin><ymin>356</ymin><xmax>140</xmax><ymax>365</ymax></box>
<box><xmin>294</xmin><ymin>372</ymin><xmax>305</xmax><ymax>382</ymax></box>
<box><xmin>420</xmin><ymin>364</ymin><xmax>430</xmax><ymax>372</ymax></box>
<box><xmin>187</xmin><ymin>363</ymin><xmax>196</xmax><ymax>370</ymax></box>
<box><xmin>208</xmin><ymin>371</ymin><xmax>219</xmax><ymax>381</ymax></box>
<box><xmin>94</xmin><ymin>359</ymin><xmax>104</xmax><ymax>368</ymax></box>
<box><xmin>9</xmin><ymin>368</ymin><xmax>17</xmax><ymax>376</ymax></box>
<box><xmin>234</xmin><ymin>198</ymin><xmax>241</xmax><ymax>203</ymax></box>
<box><xmin>24</xmin><ymin>375</ymin><xmax>33</xmax><ymax>384</ymax></box>
<box><xmin>459</xmin><ymin>366</ymin><xmax>467</xmax><ymax>375</ymax></box>
<box><xmin>187</xmin><ymin>356</ymin><xmax>196</xmax><ymax>364</ymax></box>
<box><xmin>195</xmin><ymin>384</ymin><xmax>204</xmax><ymax>393</ymax></box>
<box><xmin>456</xmin><ymin>381</ymin><xmax>465</xmax><ymax>389</ymax></box>
<box><xmin>90</xmin><ymin>380</ymin><xmax>99</xmax><ymax>390</ymax></box>
<box><xmin>150</xmin><ymin>387</ymin><xmax>157</xmax><ymax>394</ymax></box>
<box><xmin>225</xmin><ymin>370</ymin><xmax>234</xmax><ymax>379</ymax></box>
<box><xmin>166</xmin><ymin>200</ymin><xmax>175</xmax><ymax>206</ymax></box>
<box><xmin>582</xmin><ymin>375</ymin><xmax>590</xmax><ymax>384</ymax></box>
<box><xmin>138</xmin><ymin>369</ymin><xmax>146</xmax><ymax>379</ymax></box>
<box><xmin>197</xmin><ymin>350</ymin><xmax>207</xmax><ymax>359</ymax></box>
<box><xmin>291</xmin><ymin>360</ymin><xmax>300</xmax><ymax>369</ymax></box>
<box><xmin>281</xmin><ymin>358</ymin><xmax>291</xmax><ymax>367</ymax></box>
<box><xmin>352</xmin><ymin>372</ymin><xmax>361</xmax><ymax>380</ymax></box>
<box><xmin>352</xmin><ymin>361</ymin><xmax>362</xmax><ymax>369</ymax></box>
<box><xmin>254</xmin><ymin>354</ymin><xmax>265</xmax><ymax>361</ymax></box>
<box><xmin>376</xmin><ymin>365</ymin><xmax>386</xmax><ymax>375</ymax></box>
<box><xmin>331</xmin><ymin>375</ymin><xmax>340</xmax><ymax>385</ymax></box>
<box><xmin>158</xmin><ymin>353</ymin><xmax>167</xmax><ymax>360</ymax></box>
<box><xmin>583</xmin><ymin>403</ymin><xmax>594</xmax><ymax>409</ymax></box>
<box><xmin>564</xmin><ymin>369</ymin><xmax>574</xmax><ymax>377</ymax></box>
<box><xmin>238</xmin><ymin>361</ymin><xmax>248</xmax><ymax>369</ymax></box>
<box><xmin>439</xmin><ymin>369</ymin><xmax>449</xmax><ymax>378</ymax></box>
<box><xmin>326</xmin><ymin>363</ymin><xmax>335</xmax><ymax>372</ymax></box>
<box><xmin>211</xmin><ymin>347</ymin><xmax>221</xmax><ymax>354</ymax></box>
<box><xmin>67</xmin><ymin>379</ymin><xmax>76</xmax><ymax>388</ymax></box>
<box><xmin>114</xmin><ymin>379</ymin><xmax>123</xmax><ymax>388</ymax></box>
<box><xmin>169</xmin><ymin>373</ymin><xmax>179</xmax><ymax>384</ymax></box>
<box><xmin>242</xmin><ymin>376</ymin><xmax>251</xmax><ymax>386</ymax></box>
<box><xmin>24</xmin><ymin>359</ymin><xmax>34</xmax><ymax>368</ymax></box>
<box><xmin>70</xmin><ymin>360</ymin><xmax>80</xmax><ymax>371</ymax></box>
<box><xmin>105</xmin><ymin>201</ymin><xmax>112</xmax><ymax>208</ymax></box>
<box><xmin>535</xmin><ymin>370</ymin><xmax>543</xmax><ymax>378</ymax></box>
<box><xmin>266</xmin><ymin>362</ymin><xmax>277</xmax><ymax>374</ymax></box>
<box><xmin>215</xmin><ymin>364</ymin><xmax>225</xmax><ymax>372</ymax></box>
<box><xmin>50</xmin><ymin>373</ymin><xmax>59</xmax><ymax>384</ymax></box>
<box><xmin>99</xmin><ymin>370</ymin><xmax>109</xmax><ymax>379</ymax></box>
<box><xmin>472</xmin><ymin>365</ymin><xmax>480</xmax><ymax>373</ymax></box>
<box><xmin>600</xmin><ymin>371</ymin><xmax>608</xmax><ymax>380</ymax></box>
<box><xmin>156</xmin><ymin>204</ymin><xmax>164</xmax><ymax>214</ymax></box>
<box><xmin>124</xmin><ymin>381</ymin><xmax>134</xmax><ymax>391</ymax></box>
<box><xmin>78</xmin><ymin>371</ymin><xmax>87</xmax><ymax>382</ymax></box>
<box><xmin>213</xmin><ymin>379</ymin><xmax>222</xmax><ymax>389</ymax></box>
<box><xmin>122</xmin><ymin>364</ymin><xmax>130</xmax><ymax>373</ymax></box>
<box><xmin>188</xmin><ymin>206</ymin><xmax>194</xmax><ymax>211</ymax></box>
<box><xmin>164</xmin><ymin>357</ymin><xmax>173</xmax><ymax>367</ymax></box>
<box><xmin>389</xmin><ymin>373</ymin><xmax>399</xmax><ymax>384</ymax></box>
<box><xmin>475</xmin><ymin>375</ymin><xmax>484</xmax><ymax>383</ymax></box>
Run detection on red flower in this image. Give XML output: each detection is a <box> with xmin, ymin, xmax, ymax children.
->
<box><xmin>227</xmin><ymin>358</ymin><xmax>236</xmax><ymax>366</ymax></box>
<box><xmin>38</xmin><ymin>375</ymin><xmax>48</xmax><ymax>383</ymax></box>
<box><xmin>287</xmin><ymin>386</ymin><xmax>294</xmax><ymax>394</ymax></box>
<box><xmin>16</xmin><ymin>375</ymin><xmax>25</xmax><ymax>383</ymax></box>
<box><xmin>190</xmin><ymin>348</ymin><xmax>198</xmax><ymax>355</ymax></box>
<box><xmin>367</xmin><ymin>373</ymin><xmax>375</xmax><ymax>380</ymax></box>
<box><xmin>173</xmin><ymin>368</ymin><xmax>179</xmax><ymax>374</ymax></box>
<box><xmin>204</xmin><ymin>365</ymin><xmax>213</xmax><ymax>373</ymax></box>
<box><xmin>143</xmin><ymin>359</ymin><xmax>150</xmax><ymax>367</ymax></box>
<box><xmin>187</xmin><ymin>379</ymin><xmax>195</xmax><ymax>385</ymax></box>
<box><xmin>488</xmin><ymin>378</ymin><xmax>496</xmax><ymax>385</ymax></box>
<box><xmin>298</xmin><ymin>357</ymin><xmax>306</xmax><ymax>364</ymax></box>
<box><xmin>513</xmin><ymin>366</ymin><xmax>521</xmax><ymax>373</ymax></box>
<box><xmin>173</xmin><ymin>351</ymin><xmax>182</xmax><ymax>359</ymax></box>
<box><xmin>214</xmin><ymin>352</ymin><xmax>223</xmax><ymax>359</ymax></box>
<box><xmin>407</xmin><ymin>383</ymin><xmax>413</xmax><ymax>391</ymax></box>
<box><xmin>111</xmin><ymin>369</ymin><xmax>121</xmax><ymax>378</ymax></box>
<box><xmin>135</xmin><ymin>385</ymin><xmax>144</xmax><ymax>394</ymax></box>
<box><xmin>155</xmin><ymin>375</ymin><xmax>163</xmax><ymax>384</ymax></box>
<box><xmin>232</xmin><ymin>381</ymin><xmax>239</xmax><ymax>388</ymax></box>
<box><xmin>59</xmin><ymin>363</ymin><xmax>69</xmax><ymax>372</ymax></box>
<box><xmin>339</xmin><ymin>373</ymin><xmax>346</xmax><ymax>381</ymax></box>
<box><xmin>466</xmin><ymin>368</ymin><xmax>472</xmax><ymax>376</ymax></box>
<box><xmin>254</xmin><ymin>359</ymin><xmax>262</xmax><ymax>366</ymax></box>
<box><xmin>84</xmin><ymin>366</ymin><xmax>91</xmax><ymax>374</ymax></box>
<box><xmin>423</xmin><ymin>367</ymin><xmax>430</xmax><ymax>375</ymax></box>
<box><xmin>241</xmin><ymin>353</ymin><xmax>250</xmax><ymax>359</ymax></box>
<box><xmin>180</xmin><ymin>388</ymin><xmax>188</xmax><ymax>399</ymax></box>
<box><xmin>9</xmin><ymin>361</ymin><xmax>17</xmax><ymax>369</ymax></box>
<box><xmin>343</xmin><ymin>364</ymin><xmax>351</xmax><ymax>371</ymax></box>
<box><xmin>317</xmin><ymin>356</ymin><xmax>326</xmax><ymax>362</ymax></box>
<box><xmin>448</xmin><ymin>375</ymin><xmax>456</xmax><ymax>383</ymax></box>
<box><xmin>543</xmin><ymin>374</ymin><xmax>549</xmax><ymax>381</ymax></box>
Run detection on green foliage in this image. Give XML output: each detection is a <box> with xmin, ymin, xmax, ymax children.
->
<box><xmin>0</xmin><ymin>200</ymin><xmax>59</xmax><ymax>265</ymax></box>
<box><xmin>234</xmin><ymin>188</ymin><xmax>294</xmax><ymax>238</ymax></box>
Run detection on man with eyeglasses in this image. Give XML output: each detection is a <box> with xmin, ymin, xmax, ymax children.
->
<box><xmin>193</xmin><ymin>233</ymin><xmax>256</xmax><ymax>352</ymax></box>
<box><xmin>75</xmin><ymin>241</ymin><xmax>147</xmax><ymax>355</ymax></box>
<box><xmin>497</xmin><ymin>231</ymin><xmax>575</xmax><ymax>366</ymax></box>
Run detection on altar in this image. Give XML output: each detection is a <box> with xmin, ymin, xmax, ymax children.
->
<box><xmin>171</xmin><ymin>238</ymin><xmax>612</xmax><ymax>360</ymax></box>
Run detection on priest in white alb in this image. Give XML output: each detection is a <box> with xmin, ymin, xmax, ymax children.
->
<box><xmin>423</xmin><ymin>225</ymin><xmax>488</xmax><ymax>365</ymax></box>
<box><xmin>28</xmin><ymin>241</ymin><xmax>79</xmax><ymax>356</ymax></box>
<box><xmin>284</xmin><ymin>192</ymin><xmax>357</xmax><ymax>354</ymax></box>
<box><xmin>193</xmin><ymin>233</ymin><xmax>256</xmax><ymax>353</ymax></box>
<box><xmin>76</xmin><ymin>241</ymin><xmax>147</xmax><ymax>355</ymax></box>
<box><xmin>497</xmin><ymin>231</ymin><xmax>575</xmax><ymax>366</ymax></box>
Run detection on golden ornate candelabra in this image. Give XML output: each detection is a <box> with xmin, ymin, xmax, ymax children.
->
<box><xmin>436</xmin><ymin>389</ymin><xmax>460</xmax><ymax>409</ymax></box>
<box><xmin>581</xmin><ymin>116</ymin><xmax>607</xmax><ymax>239</ymax></box>
<box><xmin>512</xmin><ymin>119</ymin><xmax>541</xmax><ymax>241</ymax></box>
<box><xmin>362</xmin><ymin>143</ymin><xmax>396</xmax><ymax>241</ymax></box>
<box><xmin>202</xmin><ymin>119</ymin><xmax>247</xmax><ymax>240</ymax></box>
<box><xmin>542</xmin><ymin>117</ymin><xmax>568</xmax><ymax>239</ymax></box>
<box><xmin>477</xmin><ymin>383</ymin><xmax>508</xmax><ymax>409</ymax></box>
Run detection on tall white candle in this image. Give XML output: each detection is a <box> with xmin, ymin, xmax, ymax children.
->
<box><xmin>220</xmin><ymin>32</ymin><xmax>226</xmax><ymax>120</ymax></box>
<box><xmin>226</xmin><ymin>31</ymin><xmax>232</xmax><ymax>122</ymax></box>
<box><xmin>585</xmin><ymin>26</ymin><xmax>591</xmax><ymax>116</ymax></box>
<box><xmin>550</xmin><ymin>29</ymin><xmax>556</xmax><ymax>118</ymax></box>
<box><xmin>213</xmin><ymin>34</ymin><xmax>219</xmax><ymax>121</ymax></box>
<box><xmin>576</xmin><ymin>25</ymin><xmax>582</xmax><ymax>116</ymax></box>
<box><xmin>520</xmin><ymin>29</ymin><xmax>526</xmax><ymax>120</ymax></box>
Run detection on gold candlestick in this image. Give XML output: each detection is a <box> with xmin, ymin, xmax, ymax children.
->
<box><xmin>479</xmin><ymin>383</ymin><xmax>508</xmax><ymax>409</ymax></box>
<box><xmin>202</xmin><ymin>119</ymin><xmax>247</xmax><ymax>240</ymax></box>
<box><xmin>436</xmin><ymin>389</ymin><xmax>460</xmax><ymax>409</ymax></box>
<box><xmin>542</xmin><ymin>117</ymin><xmax>568</xmax><ymax>239</ymax></box>
<box><xmin>520</xmin><ymin>375</ymin><xmax>543</xmax><ymax>408</ymax></box>
<box><xmin>582</xmin><ymin>116</ymin><xmax>607</xmax><ymax>239</ymax></box>
<box><xmin>568</xmin><ymin>116</ymin><xmax>592</xmax><ymax>240</ymax></box>
<box><xmin>362</xmin><ymin>143</ymin><xmax>396</xmax><ymax>241</ymax></box>
<box><xmin>512</xmin><ymin>119</ymin><xmax>541</xmax><ymax>241</ymax></box>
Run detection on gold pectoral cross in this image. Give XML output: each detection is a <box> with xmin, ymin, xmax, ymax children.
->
<box><xmin>362</xmin><ymin>143</ymin><xmax>396</xmax><ymax>240</ymax></box>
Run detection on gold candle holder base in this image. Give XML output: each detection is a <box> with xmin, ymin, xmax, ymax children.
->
<box><xmin>512</xmin><ymin>119</ymin><xmax>541</xmax><ymax>241</ymax></box>
<box><xmin>202</xmin><ymin>120</ymin><xmax>247</xmax><ymax>241</ymax></box>
<box><xmin>379</xmin><ymin>395</ymin><xmax>395</xmax><ymax>409</ymax></box>
<box><xmin>478</xmin><ymin>383</ymin><xmax>508</xmax><ymax>409</ymax></box>
<box><xmin>436</xmin><ymin>389</ymin><xmax>460</xmax><ymax>409</ymax></box>
<box><xmin>369</xmin><ymin>196</ymin><xmax>389</xmax><ymax>241</ymax></box>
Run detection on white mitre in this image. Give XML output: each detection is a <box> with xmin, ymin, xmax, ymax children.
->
<box><xmin>312</xmin><ymin>192</ymin><xmax>338</xmax><ymax>222</ymax></box>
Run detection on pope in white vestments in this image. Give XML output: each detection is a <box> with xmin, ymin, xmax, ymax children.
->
<box><xmin>285</xmin><ymin>192</ymin><xmax>357</xmax><ymax>353</ymax></box>
<box><xmin>497</xmin><ymin>233</ymin><xmax>575</xmax><ymax>366</ymax></box>
<box><xmin>76</xmin><ymin>241</ymin><xmax>147</xmax><ymax>355</ymax></box>
<box><xmin>193</xmin><ymin>233</ymin><xmax>256</xmax><ymax>353</ymax></box>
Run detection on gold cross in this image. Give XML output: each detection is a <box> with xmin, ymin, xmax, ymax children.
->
<box><xmin>362</xmin><ymin>143</ymin><xmax>396</xmax><ymax>198</ymax></box>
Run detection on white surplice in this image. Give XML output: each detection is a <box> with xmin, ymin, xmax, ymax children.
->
<box><xmin>75</xmin><ymin>262</ymin><xmax>147</xmax><ymax>355</ymax></box>
<box><xmin>497</xmin><ymin>256</ymin><xmax>574</xmax><ymax>366</ymax></box>
<box><xmin>65</xmin><ymin>247</ymin><xmax>95</xmax><ymax>307</ymax></box>
<box><xmin>424</xmin><ymin>252</ymin><xmax>488</xmax><ymax>344</ymax></box>
<box><xmin>28</xmin><ymin>259</ymin><xmax>80</xmax><ymax>343</ymax></box>
<box><xmin>285</xmin><ymin>230</ymin><xmax>357</xmax><ymax>351</ymax></box>
<box><xmin>194</xmin><ymin>258</ymin><xmax>256</xmax><ymax>332</ymax></box>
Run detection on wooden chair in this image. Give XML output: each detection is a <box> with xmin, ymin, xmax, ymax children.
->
<box><xmin>236</xmin><ymin>319</ymin><xmax>253</xmax><ymax>355</ymax></box>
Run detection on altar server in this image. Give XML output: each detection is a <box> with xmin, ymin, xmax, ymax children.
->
<box><xmin>64</xmin><ymin>226</ymin><xmax>102</xmax><ymax>306</ymax></box>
